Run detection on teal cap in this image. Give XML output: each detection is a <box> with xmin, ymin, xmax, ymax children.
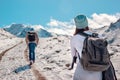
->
<box><xmin>74</xmin><ymin>15</ymin><xmax>88</xmax><ymax>29</ymax></box>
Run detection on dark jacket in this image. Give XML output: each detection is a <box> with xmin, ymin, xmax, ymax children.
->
<box><xmin>102</xmin><ymin>61</ymin><xmax>117</xmax><ymax>80</ymax></box>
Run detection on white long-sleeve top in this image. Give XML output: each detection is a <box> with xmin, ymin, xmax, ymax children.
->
<box><xmin>70</xmin><ymin>31</ymin><xmax>102</xmax><ymax>80</ymax></box>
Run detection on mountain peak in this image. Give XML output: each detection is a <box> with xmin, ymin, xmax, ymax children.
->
<box><xmin>117</xmin><ymin>18</ymin><xmax>120</xmax><ymax>22</ymax></box>
<box><xmin>107</xmin><ymin>18</ymin><xmax>120</xmax><ymax>31</ymax></box>
<box><xmin>3</xmin><ymin>24</ymin><xmax>53</xmax><ymax>37</ymax></box>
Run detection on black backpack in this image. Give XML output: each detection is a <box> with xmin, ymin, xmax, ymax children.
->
<box><xmin>27</xmin><ymin>31</ymin><xmax>36</xmax><ymax>41</ymax></box>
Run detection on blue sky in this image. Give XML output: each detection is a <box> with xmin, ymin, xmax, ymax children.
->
<box><xmin>0</xmin><ymin>0</ymin><xmax>120</xmax><ymax>27</ymax></box>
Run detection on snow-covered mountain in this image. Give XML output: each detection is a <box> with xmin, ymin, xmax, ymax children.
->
<box><xmin>93</xmin><ymin>18</ymin><xmax>120</xmax><ymax>45</ymax></box>
<box><xmin>105</xmin><ymin>19</ymin><xmax>120</xmax><ymax>45</ymax></box>
<box><xmin>3</xmin><ymin>24</ymin><xmax>53</xmax><ymax>37</ymax></box>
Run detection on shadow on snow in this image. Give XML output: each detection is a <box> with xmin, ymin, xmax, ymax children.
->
<box><xmin>13</xmin><ymin>65</ymin><xmax>31</xmax><ymax>73</ymax></box>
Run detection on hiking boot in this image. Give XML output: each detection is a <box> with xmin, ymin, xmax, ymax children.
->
<box><xmin>29</xmin><ymin>60</ymin><xmax>33</xmax><ymax>65</ymax></box>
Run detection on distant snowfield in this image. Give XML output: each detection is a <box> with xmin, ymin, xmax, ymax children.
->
<box><xmin>0</xmin><ymin>29</ymin><xmax>22</xmax><ymax>53</ymax></box>
<box><xmin>0</xmin><ymin>34</ymin><xmax>120</xmax><ymax>80</ymax></box>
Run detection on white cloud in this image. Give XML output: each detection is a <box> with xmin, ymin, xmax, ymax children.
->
<box><xmin>48</xmin><ymin>28</ymin><xmax>68</xmax><ymax>35</ymax></box>
<box><xmin>31</xmin><ymin>25</ymin><xmax>45</xmax><ymax>31</ymax></box>
<box><xmin>47</xmin><ymin>19</ymin><xmax>59</xmax><ymax>27</ymax></box>
<box><xmin>47</xmin><ymin>18</ymin><xmax>75</xmax><ymax>35</ymax></box>
<box><xmin>47</xmin><ymin>13</ymin><xmax>120</xmax><ymax>35</ymax></box>
<box><xmin>48</xmin><ymin>28</ymin><xmax>74</xmax><ymax>36</ymax></box>
<box><xmin>88</xmin><ymin>13</ymin><xmax>120</xmax><ymax>28</ymax></box>
<box><xmin>47</xmin><ymin>18</ymin><xmax>75</xmax><ymax>29</ymax></box>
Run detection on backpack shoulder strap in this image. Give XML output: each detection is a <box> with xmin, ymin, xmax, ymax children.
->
<box><xmin>76</xmin><ymin>32</ymin><xmax>89</xmax><ymax>62</ymax></box>
<box><xmin>78</xmin><ymin>32</ymin><xmax>99</xmax><ymax>38</ymax></box>
<box><xmin>78</xmin><ymin>32</ymin><xmax>91</xmax><ymax>37</ymax></box>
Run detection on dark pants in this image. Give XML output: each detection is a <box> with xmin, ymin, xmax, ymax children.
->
<box><xmin>28</xmin><ymin>43</ymin><xmax>36</xmax><ymax>62</ymax></box>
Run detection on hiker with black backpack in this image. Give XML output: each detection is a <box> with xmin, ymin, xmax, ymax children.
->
<box><xmin>69</xmin><ymin>14</ymin><xmax>117</xmax><ymax>80</ymax></box>
<box><xmin>25</xmin><ymin>30</ymin><xmax>39</xmax><ymax>65</ymax></box>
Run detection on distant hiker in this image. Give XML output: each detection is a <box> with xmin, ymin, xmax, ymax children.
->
<box><xmin>25</xmin><ymin>31</ymin><xmax>39</xmax><ymax>65</ymax></box>
<box><xmin>69</xmin><ymin>14</ymin><xmax>114</xmax><ymax>80</ymax></box>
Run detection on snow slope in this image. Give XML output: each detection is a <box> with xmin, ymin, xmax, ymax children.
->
<box><xmin>0</xmin><ymin>34</ymin><xmax>120</xmax><ymax>80</ymax></box>
<box><xmin>0</xmin><ymin>29</ymin><xmax>22</xmax><ymax>53</ymax></box>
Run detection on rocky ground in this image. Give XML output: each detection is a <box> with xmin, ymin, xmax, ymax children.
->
<box><xmin>0</xmin><ymin>32</ymin><xmax>120</xmax><ymax>80</ymax></box>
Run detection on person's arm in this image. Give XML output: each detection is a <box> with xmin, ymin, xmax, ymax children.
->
<box><xmin>68</xmin><ymin>37</ymin><xmax>77</xmax><ymax>70</ymax></box>
<box><xmin>25</xmin><ymin>32</ymin><xmax>29</xmax><ymax>45</ymax></box>
<box><xmin>70</xmin><ymin>38</ymin><xmax>77</xmax><ymax>57</ymax></box>
<box><xmin>35</xmin><ymin>32</ymin><xmax>39</xmax><ymax>45</ymax></box>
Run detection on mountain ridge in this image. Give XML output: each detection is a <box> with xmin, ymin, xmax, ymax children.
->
<box><xmin>3</xmin><ymin>24</ymin><xmax>53</xmax><ymax>38</ymax></box>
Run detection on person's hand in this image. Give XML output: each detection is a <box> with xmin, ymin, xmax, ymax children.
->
<box><xmin>73</xmin><ymin>56</ymin><xmax>77</xmax><ymax>63</ymax></box>
<box><xmin>68</xmin><ymin>67</ymin><xmax>73</xmax><ymax>70</ymax></box>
